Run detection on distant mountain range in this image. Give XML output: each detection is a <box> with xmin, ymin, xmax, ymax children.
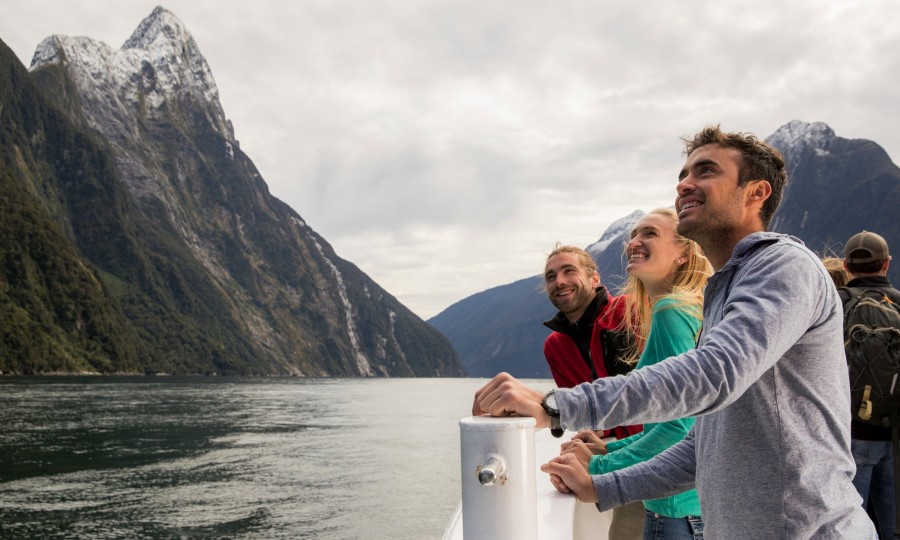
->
<box><xmin>0</xmin><ymin>8</ymin><xmax>463</xmax><ymax>376</ymax></box>
<box><xmin>430</xmin><ymin>120</ymin><xmax>900</xmax><ymax>378</ymax></box>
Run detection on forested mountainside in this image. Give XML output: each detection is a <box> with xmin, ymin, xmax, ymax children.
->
<box><xmin>0</xmin><ymin>8</ymin><xmax>463</xmax><ymax>376</ymax></box>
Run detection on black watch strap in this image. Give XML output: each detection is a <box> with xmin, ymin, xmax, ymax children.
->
<box><xmin>542</xmin><ymin>390</ymin><xmax>564</xmax><ymax>438</ymax></box>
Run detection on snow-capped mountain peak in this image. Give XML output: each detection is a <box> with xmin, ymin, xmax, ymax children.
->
<box><xmin>586</xmin><ymin>209</ymin><xmax>645</xmax><ymax>256</ymax></box>
<box><xmin>123</xmin><ymin>6</ymin><xmax>191</xmax><ymax>50</ymax></box>
<box><xmin>766</xmin><ymin>120</ymin><xmax>835</xmax><ymax>158</ymax></box>
<box><xmin>29</xmin><ymin>6</ymin><xmax>232</xmax><ymax>141</ymax></box>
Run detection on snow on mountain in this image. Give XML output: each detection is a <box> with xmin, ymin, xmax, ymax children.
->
<box><xmin>30</xmin><ymin>6</ymin><xmax>233</xmax><ymax>141</ymax></box>
<box><xmin>586</xmin><ymin>209</ymin><xmax>645</xmax><ymax>256</ymax></box>
<box><xmin>766</xmin><ymin>120</ymin><xmax>835</xmax><ymax>158</ymax></box>
<box><xmin>8</xmin><ymin>7</ymin><xmax>464</xmax><ymax>376</ymax></box>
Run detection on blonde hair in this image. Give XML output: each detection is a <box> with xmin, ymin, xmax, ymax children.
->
<box><xmin>821</xmin><ymin>256</ymin><xmax>850</xmax><ymax>288</ymax></box>
<box><xmin>619</xmin><ymin>208</ymin><xmax>713</xmax><ymax>363</ymax></box>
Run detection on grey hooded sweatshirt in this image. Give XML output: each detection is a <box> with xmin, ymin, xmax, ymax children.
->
<box><xmin>556</xmin><ymin>232</ymin><xmax>875</xmax><ymax>539</ymax></box>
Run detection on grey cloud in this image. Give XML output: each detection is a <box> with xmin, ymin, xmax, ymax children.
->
<box><xmin>2</xmin><ymin>0</ymin><xmax>899</xmax><ymax>318</ymax></box>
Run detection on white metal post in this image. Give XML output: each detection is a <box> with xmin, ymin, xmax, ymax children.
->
<box><xmin>459</xmin><ymin>416</ymin><xmax>537</xmax><ymax>540</ymax></box>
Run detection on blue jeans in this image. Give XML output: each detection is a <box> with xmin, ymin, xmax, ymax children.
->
<box><xmin>851</xmin><ymin>438</ymin><xmax>895</xmax><ymax>540</ymax></box>
<box><xmin>643</xmin><ymin>510</ymin><xmax>704</xmax><ymax>540</ymax></box>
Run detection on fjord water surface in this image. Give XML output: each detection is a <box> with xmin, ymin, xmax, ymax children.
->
<box><xmin>0</xmin><ymin>376</ymin><xmax>526</xmax><ymax>539</ymax></box>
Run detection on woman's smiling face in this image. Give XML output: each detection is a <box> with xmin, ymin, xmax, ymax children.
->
<box><xmin>626</xmin><ymin>213</ymin><xmax>686</xmax><ymax>297</ymax></box>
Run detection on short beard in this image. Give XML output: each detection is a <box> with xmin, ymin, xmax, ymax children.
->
<box><xmin>677</xmin><ymin>220</ymin><xmax>730</xmax><ymax>256</ymax></box>
<box><xmin>550</xmin><ymin>287</ymin><xmax>596</xmax><ymax>316</ymax></box>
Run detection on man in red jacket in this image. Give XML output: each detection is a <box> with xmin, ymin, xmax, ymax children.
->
<box><xmin>543</xmin><ymin>244</ymin><xmax>643</xmax><ymax>539</ymax></box>
<box><xmin>542</xmin><ymin>244</ymin><xmax>641</xmax><ymax>440</ymax></box>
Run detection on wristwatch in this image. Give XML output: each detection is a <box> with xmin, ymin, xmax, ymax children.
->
<box><xmin>541</xmin><ymin>389</ymin><xmax>564</xmax><ymax>438</ymax></box>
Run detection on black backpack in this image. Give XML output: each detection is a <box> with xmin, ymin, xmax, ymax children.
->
<box><xmin>840</xmin><ymin>287</ymin><xmax>900</xmax><ymax>428</ymax></box>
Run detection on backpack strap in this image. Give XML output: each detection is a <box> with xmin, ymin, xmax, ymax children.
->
<box><xmin>838</xmin><ymin>287</ymin><xmax>894</xmax><ymax>318</ymax></box>
<box><xmin>839</xmin><ymin>286</ymin><xmax>861</xmax><ymax>311</ymax></box>
<box><xmin>839</xmin><ymin>287</ymin><xmax>865</xmax><ymax>330</ymax></box>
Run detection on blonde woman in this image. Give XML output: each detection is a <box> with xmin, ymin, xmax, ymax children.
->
<box><xmin>557</xmin><ymin>208</ymin><xmax>712</xmax><ymax>540</ymax></box>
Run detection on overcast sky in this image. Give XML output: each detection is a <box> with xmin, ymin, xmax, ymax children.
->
<box><xmin>2</xmin><ymin>1</ymin><xmax>899</xmax><ymax>319</ymax></box>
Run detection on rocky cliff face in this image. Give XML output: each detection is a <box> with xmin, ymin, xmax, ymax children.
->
<box><xmin>0</xmin><ymin>8</ymin><xmax>463</xmax><ymax>376</ymax></box>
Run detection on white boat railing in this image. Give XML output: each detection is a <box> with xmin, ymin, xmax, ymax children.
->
<box><xmin>443</xmin><ymin>417</ymin><xmax>612</xmax><ymax>540</ymax></box>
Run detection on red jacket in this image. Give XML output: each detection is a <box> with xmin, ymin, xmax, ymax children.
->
<box><xmin>543</xmin><ymin>290</ymin><xmax>642</xmax><ymax>440</ymax></box>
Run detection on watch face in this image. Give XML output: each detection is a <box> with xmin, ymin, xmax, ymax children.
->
<box><xmin>545</xmin><ymin>391</ymin><xmax>563</xmax><ymax>438</ymax></box>
<box><xmin>544</xmin><ymin>391</ymin><xmax>558</xmax><ymax>413</ymax></box>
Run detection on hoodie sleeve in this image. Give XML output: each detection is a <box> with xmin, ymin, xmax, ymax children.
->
<box><xmin>593</xmin><ymin>429</ymin><xmax>698</xmax><ymax>510</ymax></box>
<box><xmin>557</xmin><ymin>241</ymin><xmax>832</xmax><ymax>431</ymax></box>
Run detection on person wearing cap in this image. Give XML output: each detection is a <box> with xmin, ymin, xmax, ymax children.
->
<box><xmin>840</xmin><ymin>230</ymin><xmax>900</xmax><ymax>540</ymax></box>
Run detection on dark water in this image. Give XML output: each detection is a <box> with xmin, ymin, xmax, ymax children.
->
<box><xmin>0</xmin><ymin>377</ymin><xmax>496</xmax><ymax>539</ymax></box>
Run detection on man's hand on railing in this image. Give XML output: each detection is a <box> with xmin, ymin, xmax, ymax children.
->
<box><xmin>472</xmin><ymin>372</ymin><xmax>550</xmax><ymax>429</ymax></box>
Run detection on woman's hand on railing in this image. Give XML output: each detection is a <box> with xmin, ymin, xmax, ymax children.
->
<box><xmin>541</xmin><ymin>453</ymin><xmax>600</xmax><ymax>503</ymax></box>
<box><xmin>559</xmin><ymin>439</ymin><xmax>593</xmax><ymax>471</ymax></box>
<box><xmin>567</xmin><ymin>430</ymin><xmax>608</xmax><ymax>455</ymax></box>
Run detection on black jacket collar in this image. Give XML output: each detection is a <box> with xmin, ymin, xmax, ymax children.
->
<box><xmin>846</xmin><ymin>275</ymin><xmax>893</xmax><ymax>289</ymax></box>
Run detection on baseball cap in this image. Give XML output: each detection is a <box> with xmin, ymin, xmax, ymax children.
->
<box><xmin>844</xmin><ymin>231</ymin><xmax>890</xmax><ymax>263</ymax></box>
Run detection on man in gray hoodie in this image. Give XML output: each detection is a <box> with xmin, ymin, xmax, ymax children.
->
<box><xmin>473</xmin><ymin>126</ymin><xmax>876</xmax><ymax>539</ymax></box>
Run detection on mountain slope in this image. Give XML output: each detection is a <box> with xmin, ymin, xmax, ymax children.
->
<box><xmin>0</xmin><ymin>38</ymin><xmax>140</xmax><ymax>373</ymax></box>
<box><xmin>0</xmin><ymin>8</ymin><xmax>463</xmax><ymax>376</ymax></box>
<box><xmin>767</xmin><ymin>120</ymin><xmax>900</xmax><ymax>287</ymax></box>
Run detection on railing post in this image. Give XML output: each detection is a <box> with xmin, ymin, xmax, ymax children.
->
<box><xmin>459</xmin><ymin>416</ymin><xmax>537</xmax><ymax>540</ymax></box>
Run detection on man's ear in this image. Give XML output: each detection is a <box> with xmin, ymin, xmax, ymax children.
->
<box><xmin>746</xmin><ymin>180</ymin><xmax>772</xmax><ymax>206</ymax></box>
<box><xmin>590</xmin><ymin>271</ymin><xmax>601</xmax><ymax>289</ymax></box>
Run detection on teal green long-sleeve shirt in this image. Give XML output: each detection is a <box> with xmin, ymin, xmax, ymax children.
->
<box><xmin>588</xmin><ymin>297</ymin><xmax>701</xmax><ymax>518</ymax></box>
